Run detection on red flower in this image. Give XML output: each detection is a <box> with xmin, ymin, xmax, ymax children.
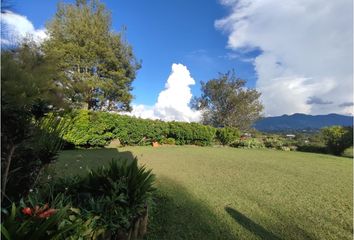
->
<box><xmin>38</xmin><ymin>208</ymin><xmax>57</xmax><ymax>218</ymax></box>
<box><xmin>22</xmin><ymin>207</ymin><xmax>32</xmax><ymax>216</ymax></box>
<box><xmin>35</xmin><ymin>203</ymin><xmax>49</xmax><ymax>215</ymax></box>
<box><xmin>20</xmin><ymin>203</ymin><xmax>57</xmax><ymax>219</ymax></box>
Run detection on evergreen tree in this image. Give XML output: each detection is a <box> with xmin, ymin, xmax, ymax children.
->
<box><xmin>44</xmin><ymin>0</ymin><xmax>140</xmax><ymax>110</ymax></box>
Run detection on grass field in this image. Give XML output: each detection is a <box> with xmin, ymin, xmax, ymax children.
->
<box><xmin>54</xmin><ymin>146</ymin><xmax>353</xmax><ymax>240</ymax></box>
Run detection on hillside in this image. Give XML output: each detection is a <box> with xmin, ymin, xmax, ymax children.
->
<box><xmin>254</xmin><ymin>113</ymin><xmax>353</xmax><ymax>132</ymax></box>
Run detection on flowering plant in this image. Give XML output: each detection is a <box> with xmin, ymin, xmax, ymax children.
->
<box><xmin>21</xmin><ymin>203</ymin><xmax>57</xmax><ymax>218</ymax></box>
<box><xmin>1</xmin><ymin>202</ymin><xmax>75</xmax><ymax>240</ymax></box>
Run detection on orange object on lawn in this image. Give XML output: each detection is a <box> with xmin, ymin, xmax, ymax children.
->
<box><xmin>152</xmin><ymin>141</ymin><xmax>159</xmax><ymax>147</ymax></box>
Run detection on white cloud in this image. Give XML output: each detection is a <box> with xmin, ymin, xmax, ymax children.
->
<box><xmin>1</xmin><ymin>11</ymin><xmax>48</xmax><ymax>44</ymax></box>
<box><xmin>124</xmin><ymin>63</ymin><xmax>201</xmax><ymax>122</ymax></box>
<box><xmin>216</xmin><ymin>0</ymin><xmax>353</xmax><ymax>116</ymax></box>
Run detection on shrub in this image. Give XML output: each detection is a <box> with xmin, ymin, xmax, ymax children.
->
<box><xmin>280</xmin><ymin>146</ymin><xmax>291</xmax><ymax>151</ymax></box>
<box><xmin>216</xmin><ymin>127</ymin><xmax>240</xmax><ymax>145</ymax></box>
<box><xmin>2</xmin><ymin>114</ymin><xmax>68</xmax><ymax>204</ymax></box>
<box><xmin>321</xmin><ymin>126</ymin><xmax>353</xmax><ymax>155</ymax></box>
<box><xmin>296</xmin><ymin>143</ymin><xmax>327</xmax><ymax>154</ymax></box>
<box><xmin>342</xmin><ymin>147</ymin><xmax>353</xmax><ymax>158</ymax></box>
<box><xmin>162</xmin><ymin>138</ymin><xmax>176</xmax><ymax>145</ymax></box>
<box><xmin>230</xmin><ymin>138</ymin><xmax>265</xmax><ymax>149</ymax></box>
<box><xmin>1</xmin><ymin>193</ymin><xmax>107</xmax><ymax>240</ymax></box>
<box><xmin>36</xmin><ymin>158</ymin><xmax>155</xmax><ymax>238</ymax></box>
<box><xmin>263</xmin><ymin>137</ymin><xmax>284</xmax><ymax>150</ymax></box>
<box><xmin>289</xmin><ymin>145</ymin><xmax>298</xmax><ymax>151</ymax></box>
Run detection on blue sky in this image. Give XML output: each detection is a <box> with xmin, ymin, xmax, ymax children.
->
<box><xmin>2</xmin><ymin>0</ymin><xmax>353</xmax><ymax>119</ymax></box>
<box><xmin>9</xmin><ymin>0</ymin><xmax>257</xmax><ymax>106</ymax></box>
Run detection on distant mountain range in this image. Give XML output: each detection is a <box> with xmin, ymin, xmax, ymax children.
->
<box><xmin>253</xmin><ymin>113</ymin><xmax>353</xmax><ymax>132</ymax></box>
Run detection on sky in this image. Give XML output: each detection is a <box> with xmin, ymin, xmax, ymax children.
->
<box><xmin>2</xmin><ymin>0</ymin><xmax>353</xmax><ymax>121</ymax></box>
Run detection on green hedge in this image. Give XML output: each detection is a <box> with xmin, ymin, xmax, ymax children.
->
<box><xmin>230</xmin><ymin>138</ymin><xmax>265</xmax><ymax>149</ymax></box>
<box><xmin>215</xmin><ymin>127</ymin><xmax>240</xmax><ymax>145</ymax></box>
<box><xmin>64</xmin><ymin>110</ymin><xmax>116</xmax><ymax>147</ymax></box>
<box><xmin>63</xmin><ymin>110</ymin><xmax>216</xmax><ymax>147</ymax></box>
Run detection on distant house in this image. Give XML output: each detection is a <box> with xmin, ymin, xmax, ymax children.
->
<box><xmin>240</xmin><ymin>133</ymin><xmax>252</xmax><ymax>140</ymax></box>
<box><xmin>285</xmin><ymin>134</ymin><xmax>296</xmax><ymax>138</ymax></box>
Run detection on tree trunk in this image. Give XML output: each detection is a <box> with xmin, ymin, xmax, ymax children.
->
<box><xmin>138</xmin><ymin>209</ymin><xmax>148</xmax><ymax>238</ymax></box>
<box><xmin>2</xmin><ymin>144</ymin><xmax>16</xmax><ymax>201</ymax></box>
<box><xmin>87</xmin><ymin>100</ymin><xmax>92</xmax><ymax>110</ymax></box>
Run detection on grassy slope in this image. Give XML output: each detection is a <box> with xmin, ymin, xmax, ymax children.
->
<box><xmin>55</xmin><ymin>146</ymin><xmax>353</xmax><ymax>240</ymax></box>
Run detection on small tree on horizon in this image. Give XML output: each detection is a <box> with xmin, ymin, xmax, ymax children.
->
<box><xmin>321</xmin><ymin>125</ymin><xmax>353</xmax><ymax>155</ymax></box>
<box><xmin>194</xmin><ymin>70</ymin><xmax>263</xmax><ymax>130</ymax></box>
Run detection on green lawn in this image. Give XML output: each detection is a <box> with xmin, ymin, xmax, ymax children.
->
<box><xmin>54</xmin><ymin>146</ymin><xmax>353</xmax><ymax>240</ymax></box>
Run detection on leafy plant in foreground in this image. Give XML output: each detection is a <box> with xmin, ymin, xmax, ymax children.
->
<box><xmin>1</xmin><ymin>201</ymin><xmax>75</xmax><ymax>240</ymax></box>
<box><xmin>36</xmin><ymin>158</ymin><xmax>155</xmax><ymax>238</ymax></box>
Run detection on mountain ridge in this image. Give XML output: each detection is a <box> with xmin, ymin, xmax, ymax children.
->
<box><xmin>253</xmin><ymin>113</ymin><xmax>353</xmax><ymax>132</ymax></box>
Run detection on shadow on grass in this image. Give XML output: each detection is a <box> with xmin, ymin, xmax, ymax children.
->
<box><xmin>146</xmin><ymin>176</ymin><xmax>235</xmax><ymax>240</ymax></box>
<box><xmin>53</xmin><ymin>148</ymin><xmax>135</xmax><ymax>178</ymax></box>
<box><xmin>225</xmin><ymin>207</ymin><xmax>282</xmax><ymax>240</ymax></box>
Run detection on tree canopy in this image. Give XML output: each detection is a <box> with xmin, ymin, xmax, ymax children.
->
<box><xmin>43</xmin><ymin>0</ymin><xmax>140</xmax><ymax>111</ymax></box>
<box><xmin>195</xmin><ymin>71</ymin><xmax>263</xmax><ymax>130</ymax></box>
<box><xmin>321</xmin><ymin>126</ymin><xmax>353</xmax><ymax>155</ymax></box>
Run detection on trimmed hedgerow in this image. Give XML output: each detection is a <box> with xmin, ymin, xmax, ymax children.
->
<box><xmin>63</xmin><ymin>110</ymin><xmax>116</xmax><ymax>147</ymax></box>
<box><xmin>63</xmin><ymin>110</ymin><xmax>216</xmax><ymax>147</ymax></box>
<box><xmin>168</xmin><ymin>122</ymin><xmax>216</xmax><ymax>146</ymax></box>
<box><xmin>215</xmin><ymin>127</ymin><xmax>241</xmax><ymax>145</ymax></box>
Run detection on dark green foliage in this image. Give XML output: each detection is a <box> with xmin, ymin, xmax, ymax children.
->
<box><xmin>3</xmin><ymin>115</ymin><xmax>68</xmax><ymax>204</ymax></box>
<box><xmin>1</xmin><ymin>44</ymin><xmax>64</xmax><ymax>154</ymax></box>
<box><xmin>64</xmin><ymin>110</ymin><xmax>216</xmax><ymax>147</ymax></box>
<box><xmin>31</xmin><ymin>116</ymin><xmax>69</xmax><ymax>165</ymax></box>
<box><xmin>1</xmin><ymin>44</ymin><xmax>69</xmax><ymax>203</ymax></box>
<box><xmin>296</xmin><ymin>143</ymin><xmax>327</xmax><ymax>154</ymax></box>
<box><xmin>216</xmin><ymin>127</ymin><xmax>241</xmax><ymax>145</ymax></box>
<box><xmin>37</xmin><ymin>158</ymin><xmax>155</xmax><ymax>236</ymax></box>
<box><xmin>321</xmin><ymin>126</ymin><xmax>353</xmax><ymax>155</ymax></box>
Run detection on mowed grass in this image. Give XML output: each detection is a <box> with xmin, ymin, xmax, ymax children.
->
<box><xmin>54</xmin><ymin>146</ymin><xmax>353</xmax><ymax>240</ymax></box>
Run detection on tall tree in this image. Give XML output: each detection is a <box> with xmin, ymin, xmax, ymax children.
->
<box><xmin>195</xmin><ymin>71</ymin><xmax>263</xmax><ymax>130</ymax></box>
<box><xmin>43</xmin><ymin>0</ymin><xmax>140</xmax><ymax>111</ymax></box>
<box><xmin>1</xmin><ymin>41</ymin><xmax>66</xmax><ymax>202</ymax></box>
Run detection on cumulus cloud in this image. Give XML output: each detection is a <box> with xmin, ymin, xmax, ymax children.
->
<box><xmin>125</xmin><ymin>64</ymin><xmax>201</xmax><ymax>122</ymax></box>
<box><xmin>216</xmin><ymin>0</ymin><xmax>353</xmax><ymax>116</ymax></box>
<box><xmin>1</xmin><ymin>11</ymin><xmax>48</xmax><ymax>44</ymax></box>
